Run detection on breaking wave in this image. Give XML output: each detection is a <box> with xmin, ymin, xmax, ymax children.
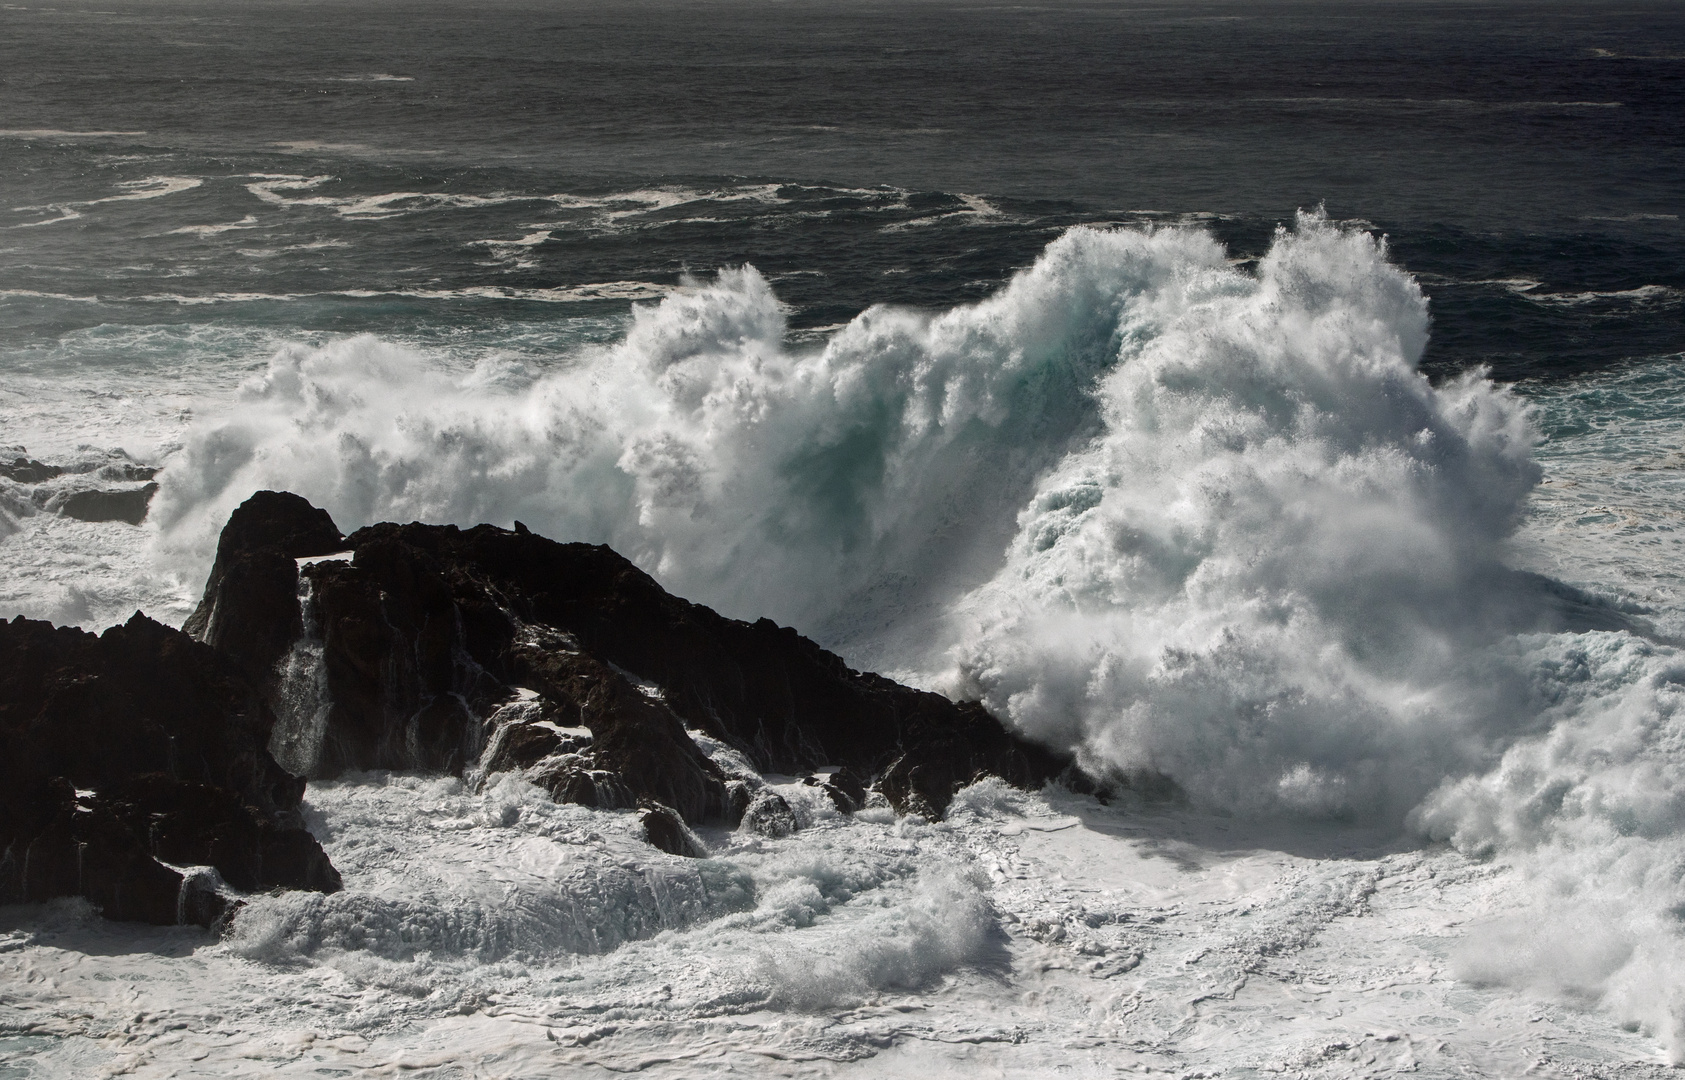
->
<box><xmin>61</xmin><ymin>206</ymin><xmax>1685</xmax><ymax>1055</ymax></box>
<box><xmin>151</xmin><ymin>208</ymin><xmax>1678</xmax><ymax>834</ymax></box>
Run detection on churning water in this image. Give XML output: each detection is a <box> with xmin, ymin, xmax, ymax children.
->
<box><xmin>3</xmin><ymin>1</ymin><xmax>1684</xmax><ymax>1074</ymax></box>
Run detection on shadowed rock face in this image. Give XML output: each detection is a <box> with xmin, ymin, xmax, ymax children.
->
<box><xmin>0</xmin><ymin>613</ymin><xmax>341</xmax><ymax>927</ymax></box>
<box><xmin>0</xmin><ymin>453</ymin><xmax>63</xmax><ymax>484</ymax></box>
<box><xmin>1</xmin><ymin>448</ymin><xmax>162</xmax><ymax>525</ymax></box>
<box><xmin>53</xmin><ymin>484</ymin><xmax>159</xmax><ymax>525</ymax></box>
<box><xmin>190</xmin><ymin>491</ymin><xmax>1078</xmax><ymax>828</ymax></box>
<box><xmin>5</xmin><ymin>488</ymin><xmax>1077</xmax><ymax>925</ymax></box>
<box><xmin>182</xmin><ymin>490</ymin><xmax>347</xmax><ymax>690</ymax></box>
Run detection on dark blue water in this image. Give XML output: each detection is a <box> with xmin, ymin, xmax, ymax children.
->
<box><xmin>2</xmin><ymin>0</ymin><xmax>1681</xmax><ymax>381</ymax></box>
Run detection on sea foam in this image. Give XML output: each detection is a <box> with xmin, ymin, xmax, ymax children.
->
<box><xmin>151</xmin><ymin>209</ymin><xmax>1543</xmax><ymax>824</ymax></box>
<box><xmin>144</xmin><ymin>213</ymin><xmax>1685</xmax><ymax>1045</ymax></box>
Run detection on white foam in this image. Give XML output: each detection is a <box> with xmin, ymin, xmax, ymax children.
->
<box><xmin>12</xmin><ymin>213</ymin><xmax>1685</xmax><ymax>1051</ymax></box>
<box><xmin>294</xmin><ymin>550</ymin><xmax>352</xmax><ymax>566</ymax></box>
<box><xmin>2</xmin><ymin>779</ymin><xmax>1676</xmax><ymax>1074</ymax></box>
<box><xmin>168</xmin><ymin>215</ymin><xmax>261</xmax><ymax>235</ymax></box>
<box><xmin>0</xmin><ymin>129</ymin><xmax>146</xmax><ymax>138</ymax></box>
<box><xmin>147</xmin><ymin>212</ymin><xmax>1559</xmax><ymax>819</ymax></box>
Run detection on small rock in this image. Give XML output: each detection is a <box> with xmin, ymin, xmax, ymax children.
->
<box><xmin>54</xmin><ymin>484</ymin><xmax>158</xmax><ymax>525</ymax></box>
<box><xmin>640</xmin><ymin>804</ymin><xmax>707</xmax><ymax>858</ymax></box>
<box><xmin>741</xmin><ymin>791</ymin><xmax>798</xmax><ymax>838</ymax></box>
<box><xmin>0</xmin><ymin>454</ymin><xmax>63</xmax><ymax>484</ymax></box>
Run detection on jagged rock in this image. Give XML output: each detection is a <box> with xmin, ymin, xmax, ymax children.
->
<box><xmin>875</xmin><ymin>699</ymin><xmax>1069</xmax><ymax>820</ymax></box>
<box><xmin>0</xmin><ymin>452</ymin><xmax>63</xmax><ymax>484</ymax></box>
<box><xmin>407</xmin><ymin>522</ymin><xmax>1077</xmax><ymax>815</ymax></box>
<box><xmin>0</xmin><ymin>613</ymin><xmax>341</xmax><ymax>927</ymax></box>
<box><xmin>183</xmin><ymin>490</ymin><xmax>348</xmax><ymax>691</ymax></box>
<box><xmin>510</xmin><ymin>644</ymin><xmax>733</xmax><ymax>824</ymax></box>
<box><xmin>482</xmin><ymin>721</ymin><xmax>567</xmax><ymax>774</ymax></box>
<box><xmin>640</xmin><ymin>804</ymin><xmax>707</xmax><ymax>858</ymax></box>
<box><xmin>190</xmin><ymin>492</ymin><xmax>1079</xmax><ymax>824</ymax></box>
<box><xmin>809</xmin><ymin>768</ymin><xmax>868</xmax><ymax>813</ymax></box>
<box><xmin>535</xmin><ymin>765</ymin><xmax>635</xmax><ymax>810</ymax></box>
<box><xmin>52</xmin><ymin>483</ymin><xmax>159</xmax><ymax>525</ymax></box>
<box><xmin>741</xmin><ymin>791</ymin><xmax>799</xmax><ymax>838</ymax></box>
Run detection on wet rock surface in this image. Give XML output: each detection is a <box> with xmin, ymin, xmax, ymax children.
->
<box><xmin>0</xmin><ymin>613</ymin><xmax>340</xmax><ymax>927</ymax></box>
<box><xmin>8</xmin><ymin>488</ymin><xmax>1078</xmax><ymax>926</ymax></box>
<box><xmin>192</xmin><ymin>491</ymin><xmax>1078</xmax><ymax>824</ymax></box>
<box><xmin>0</xmin><ymin>451</ymin><xmax>64</xmax><ymax>484</ymax></box>
<box><xmin>0</xmin><ymin>447</ymin><xmax>161</xmax><ymax>526</ymax></box>
<box><xmin>639</xmin><ymin>804</ymin><xmax>708</xmax><ymax>858</ymax></box>
<box><xmin>51</xmin><ymin>483</ymin><xmax>159</xmax><ymax>525</ymax></box>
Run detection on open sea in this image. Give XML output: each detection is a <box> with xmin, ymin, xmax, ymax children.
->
<box><xmin>3</xmin><ymin>1</ymin><xmax>1685</xmax><ymax>1075</ymax></box>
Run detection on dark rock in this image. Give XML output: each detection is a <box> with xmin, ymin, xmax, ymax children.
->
<box><xmin>53</xmin><ymin>484</ymin><xmax>158</xmax><ymax>525</ymax></box>
<box><xmin>183</xmin><ymin>490</ymin><xmax>347</xmax><ymax>690</ymax></box>
<box><xmin>726</xmin><ymin>780</ymin><xmax>754</xmax><ymax>824</ymax></box>
<box><xmin>0</xmin><ymin>455</ymin><xmax>63</xmax><ymax>484</ymax></box>
<box><xmin>741</xmin><ymin>791</ymin><xmax>798</xmax><ymax>838</ymax></box>
<box><xmin>640</xmin><ymin>804</ymin><xmax>707</xmax><ymax>858</ymax></box>
<box><xmin>876</xmin><ymin>699</ymin><xmax>1070</xmax><ymax>820</ymax></box>
<box><xmin>191</xmin><ymin>493</ymin><xmax>1079</xmax><ymax>824</ymax></box>
<box><xmin>814</xmin><ymin>767</ymin><xmax>868</xmax><ymax>813</ymax></box>
<box><xmin>0</xmin><ymin>613</ymin><xmax>340</xmax><ymax>927</ymax></box>
<box><xmin>535</xmin><ymin>765</ymin><xmax>635</xmax><ymax>810</ymax></box>
<box><xmin>483</xmin><ymin>722</ymin><xmax>566</xmax><ymax>774</ymax></box>
<box><xmin>400</xmin><ymin>524</ymin><xmax>1077</xmax><ymax>816</ymax></box>
<box><xmin>509</xmin><ymin>644</ymin><xmax>732</xmax><ymax>824</ymax></box>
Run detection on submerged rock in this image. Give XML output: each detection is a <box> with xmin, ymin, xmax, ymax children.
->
<box><xmin>189</xmin><ymin>491</ymin><xmax>1079</xmax><ymax>822</ymax></box>
<box><xmin>0</xmin><ymin>613</ymin><xmax>340</xmax><ymax>927</ymax></box>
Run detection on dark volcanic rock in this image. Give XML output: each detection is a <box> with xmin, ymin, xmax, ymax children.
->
<box><xmin>0</xmin><ymin>453</ymin><xmax>63</xmax><ymax>484</ymax></box>
<box><xmin>0</xmin><ymin>613</ymin><xmax>340</xmax><ymax>926</ymax></box>
<box><xmin>191</xmin><ymin>492</ymin><xmax>1079</xmax><ymax>823</ymax></box>
<box><xmin>183</xmin><ymin>490</ymin><xmax>347</xmax><ymax>690</ymax></box>
<box><xmin>53</xmin><ymin>483</ymin><xmax>159</xmax><ymax>525</ymax></box>
<box><xmin>808</xmin><ymin>768</ymin><xmax>868</xmax><ymax>813</ymax></box>
<box><xmin>640</xmin><ymin>804</ymin><xmax>707</xmax><ymax>858</ymax></box>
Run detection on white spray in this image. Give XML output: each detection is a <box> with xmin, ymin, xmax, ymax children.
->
<box><xmin>148</xmin><ymin>212</ymin><xmax>1685</xmax><ymax>1046</ymax></box>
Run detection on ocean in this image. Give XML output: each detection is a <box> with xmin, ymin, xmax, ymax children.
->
<box><xmin>2</xmin><ymin>0</ymin><xmax>1684</xmax><ymax>1074</ymax></box>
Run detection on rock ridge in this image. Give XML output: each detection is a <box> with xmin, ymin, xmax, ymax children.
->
<box><xmin>197</xmin><ymin>491</ymin><xmax>1081</xmax><ymax>829</ymax></box>
<box><xmin>7</xmin><ymin>487</ymin><xmax>1083</xmax><ymax>925</ymax></box>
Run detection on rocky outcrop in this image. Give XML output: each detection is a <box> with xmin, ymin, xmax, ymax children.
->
<box><xmin>52</xmin><ymin>483</ymin><xmax>159</xmax><ymax>525</ymax></box>
<box><xmin>0</xmin><ymin>613</ymin><xmax>341</xmax><ymax>927</ymax></box>
<box><xmin>0</xmin><ymin>451</ymin><xmax>64</xmax><ymax>484</ymax></box>
<box><xmin>6</xmin><ymin>485</ymin><xmax>1079</xmax><ymax>928</ymax></box>
<box><xmin>182</xmin><ymin>490</ymin><xmax>347</xmax><ymax>690</ymax></box>
<box><xmin>190</xmin><ymin>491</ymin><xmax>1079</xmax><ymax>828</ymax></box>
<box><xmin>0</xmin><ymin>446</ymin><xmax>162</xmax><ymax>526</ymax></box>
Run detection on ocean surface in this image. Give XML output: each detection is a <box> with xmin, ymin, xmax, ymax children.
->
<box><xmin>3</xmin><ymin>0</ymin><xmax>1685</xmax><ymax>1075</ymax></box>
